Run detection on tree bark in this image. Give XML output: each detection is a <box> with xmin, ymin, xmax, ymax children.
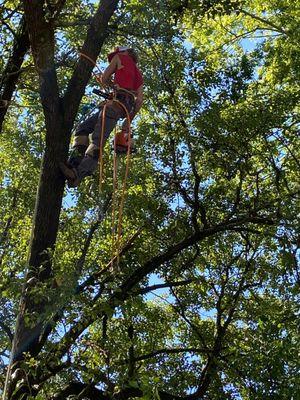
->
<box><xmin>5</xmin><ymin>0</ymin><xmax>120</xmax><ymax>399</ymax></box>
<box><xmin>0</xmin><ymin>16</ymin><xmax>30</xmax><ymax>134</ymax></box>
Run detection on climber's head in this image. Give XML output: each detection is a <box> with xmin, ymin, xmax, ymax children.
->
<box><xmin>108</xmin><ymin>46</ymin><xmax>138</xmax><ymax>63</ymax></box>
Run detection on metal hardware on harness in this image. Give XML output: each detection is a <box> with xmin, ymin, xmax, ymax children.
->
<box><xmin>92</xmin><ymin>88</ymin><xmax>111</xmax><ymax>100</ymax></box>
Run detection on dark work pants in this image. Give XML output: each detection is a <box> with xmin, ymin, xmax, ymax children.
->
<box><xmin>70</xmin><ymin>93</ymin><xmax>135</xmax><ymax>183</ymax></box>
<box><xmin>76</xmin><ymin>104</ymin><xmax>123</xmax><ymax>147</ymax></box>
<box><xmin>72</xmin><ymin>104</ymin><xmax>124</xmax><ymax>181</ymax></box>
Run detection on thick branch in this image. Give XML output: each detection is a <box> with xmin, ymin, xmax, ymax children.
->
<box><xmin>6</xmin><ymin>1</ymin><xmax>119</xmax><ymax>398</ymax></box>
<box><xmin>124</xmin><ymin>347</ymin><xmax>209</xmax><ymax>363</ymax></box>
<box><xmin>51</xmin><ymin>382</ymin><xmax>187</xmax><ymax>400</ymax></box>
<box><xmin>135</xmin><ymin>279</ymin><xmax>194</xmax><ymax>296</ymax></box>
<box><xmin>238</xmin><ymin>8</ymin><xmax>287</xmax><ymax>36</ymax></box>
<box><xmin>62</xmin><ymin>0</ymin><xmax>120</xmax><ymax>133</ymax></box>
<box><xmin>0</xmin><ymin>16</ymin><xmax>30</xmax><ymax>134</ymax></box>
<box><xmin>119</xmin><ymin>216</ymin><xmax>274</xmax><ymax>295</ymax></box>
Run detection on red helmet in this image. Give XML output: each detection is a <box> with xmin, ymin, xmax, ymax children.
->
<box><xmin>107</xmin><ymin>46</ymin><xmax>130</xmax><ymax>62</ymax></box>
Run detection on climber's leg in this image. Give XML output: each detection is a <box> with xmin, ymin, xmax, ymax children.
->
<box><xmin>67</xmin><ymin>112</ymin><xmax>99</xmax><ymax>168</ymax></box>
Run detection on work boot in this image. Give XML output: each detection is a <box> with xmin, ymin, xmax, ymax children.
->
<box><xmin>59</xmin><ymin>162</ymin><xmax>80</xmax><ymax>188</ymax></box>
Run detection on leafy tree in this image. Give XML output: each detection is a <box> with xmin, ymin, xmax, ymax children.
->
<box><xmin>0</xmin><ymin>0</ymin><xmax>299</xmax><ymax>399</ymax></box>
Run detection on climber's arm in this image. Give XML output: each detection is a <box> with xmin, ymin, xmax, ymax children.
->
<box><xmin>100</xmin><ymin>55</ymin><xmax>119</xmax><ymax>86</ymax></box>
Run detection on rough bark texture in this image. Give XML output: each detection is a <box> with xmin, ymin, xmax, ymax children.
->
<box><xmin>5</xmin><ymin>1</ymin><xmax>120</xmax><ymax>399</ymax></box>
<box><xmin>0</xmin><ymin>16</ymin><xmax>30</xmax><ymax>134</ymax></box>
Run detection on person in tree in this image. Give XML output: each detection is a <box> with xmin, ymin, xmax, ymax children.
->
<box><xmin>60</xmin><ymin>46</ymin><xmax>144</xmax><ymax>187</ymax></box>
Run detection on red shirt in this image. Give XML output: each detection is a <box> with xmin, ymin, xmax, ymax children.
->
<box><xmin>114</xmin><ymin>54</ymin><xmax>143</xmax><ymax>91</ymax></box>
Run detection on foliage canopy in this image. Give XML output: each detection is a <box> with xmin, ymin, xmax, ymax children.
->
<box><xmin>0</xmin><ymin>0</ymin><xmax>299</xmax><ymax>399</ymax></box>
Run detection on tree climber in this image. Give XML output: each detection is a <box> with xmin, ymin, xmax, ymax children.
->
<box><xmin>60</xmin><ymin>46</ymin><xmax>144</xmax><ymax>187</ymax></box>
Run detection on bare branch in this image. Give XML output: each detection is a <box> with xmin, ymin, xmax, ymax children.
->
<box><xmin>237</xmin><ymin>8</ymin><xmax>287</xmax><ymax>36</ymax></box>
<box><xmin>123</xmin><ymin>347</ymin><xmax>210</xmax><ymax>364</ymax></box>
<box><xmin>0</xmin><ymin>16</ymin><xmax>30</xmax><ymax>134</ymax></box>
<box><xmin>135</xmin><ymin>279</ymin><xmax>195</xmax><ymax>296</ymax></box>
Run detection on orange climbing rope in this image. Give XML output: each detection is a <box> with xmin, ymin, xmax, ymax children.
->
<box><xmin>111</xmin><ymin>126</ymin><xmax>118</xmax><ymax>263</ymax></box>
<box><xmin>79</xmin><ymin>52</ymin><xmax>133</xmax><ymax>265</ymax></box>
<box><xmin>98</xmin><ymin>103</ymin><xmax>107</xmax><ymax>192</ymax></box>
<box><xmin>109</xmin><ymin>97</ymin><xmax>132</xmax><ymax>263</ymax></box>
<box><xmin>79</xmin><ymin>52</ymin><xmax>103</xmax><ymax>85</ymax></box>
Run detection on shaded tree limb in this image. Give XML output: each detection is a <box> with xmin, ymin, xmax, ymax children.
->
<box><xmin>0</xmin><ymin>15</ymin><xmax>30</xmax><ymax>134</ymax></box>
<box><xmin>123</xmin><ymin>347</ymin><xmax>210</xmax><ymax>364</ymax></box>
<box><xmin>237</xmin><ymin>8</ymin><xmax>288</xmax><ymax>36</ymax></box>
<box><xmin>50</xmin><ymin>381</ymin><xmax>187</xmax><ymax>400</ymax></box>
<box><xmin>50</xmin><ymin>381</ymin><xmax>108</xmax><ymax>400</ymax></box>
<box><xmin>134</xmin><ymin>278</ymin><xmax>195</xmax><ymax>295</ymax></box>
<box><xmin>119</xmin><ymin>216</ymin><xmax>274</xmax><ymax>295</ymax></box>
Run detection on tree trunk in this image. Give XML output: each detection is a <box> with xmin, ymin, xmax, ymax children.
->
<box><xmin>4</xmin><ymin>1</ymin><xmax>120</xmax><ymax>399</ymax></box>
